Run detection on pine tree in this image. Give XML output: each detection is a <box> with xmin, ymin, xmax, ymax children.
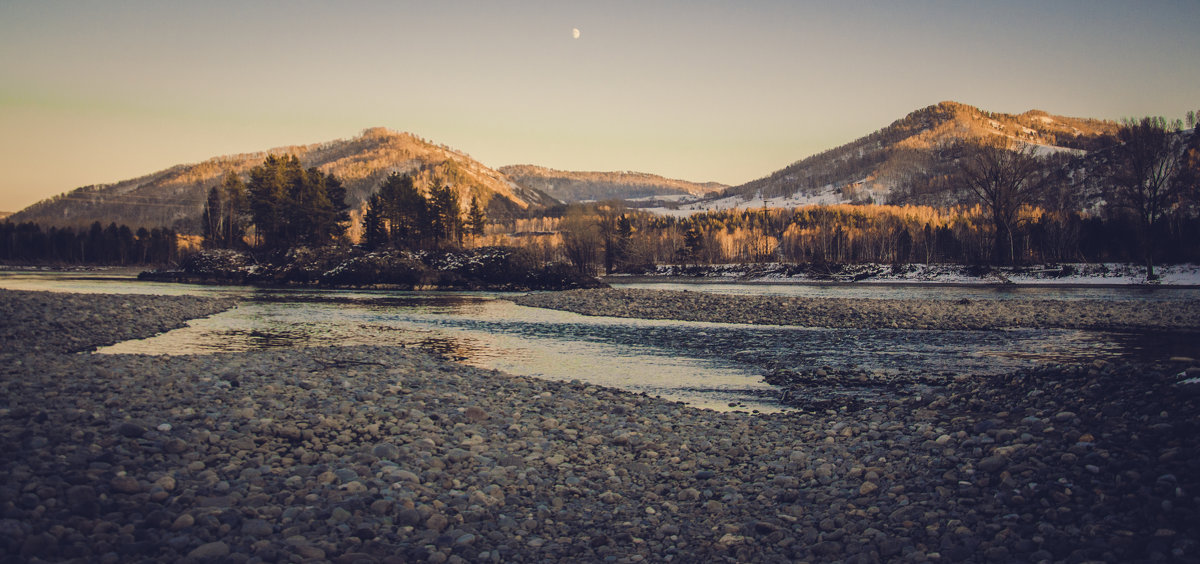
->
<box><xmin>362</xmin><ymin>193</ymin><xmax>388</xmax><ymax>250</ymax></box>
<box><xmin>466</xmin><ymin>195</ymin><xmax>486</xmax><ymax>237</ymax></box>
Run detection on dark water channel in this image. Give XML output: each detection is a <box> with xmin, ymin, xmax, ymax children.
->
<box><xmin>3</xmin><ymin>272</ymin><xmax>1197</xmax><ymax>413</ymax></box>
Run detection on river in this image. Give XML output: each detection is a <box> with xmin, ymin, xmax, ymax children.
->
<box><xmin>3</xmin><ymin>270</ymin><xmax>1196</xmax><ymax>413</ymax></box>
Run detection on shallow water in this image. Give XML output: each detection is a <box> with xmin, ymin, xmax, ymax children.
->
<box><xmin>4</xmin><ymin>271</ymin><xmax>1197</xmax><ymax>412</ymax></box>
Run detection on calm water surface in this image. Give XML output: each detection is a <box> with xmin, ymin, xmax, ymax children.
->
<box><xmin>3</xmin><ymin>271</ymin><xmax>1196</xmax><ymax>412</ymax></box>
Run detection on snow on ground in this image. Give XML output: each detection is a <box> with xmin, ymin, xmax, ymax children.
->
<box><xmin>643</xmin><ymin>187</ymin><xmax>849</xmax><ymax>217</ymax></box>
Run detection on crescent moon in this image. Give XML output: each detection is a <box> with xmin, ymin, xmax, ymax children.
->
<box><xmin>572</xmin><ymin>28</ymin><xmax>581</xmax><ymax>39</ymax></box>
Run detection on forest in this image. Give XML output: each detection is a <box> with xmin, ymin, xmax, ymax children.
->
<box><xmin>0</xmin><ymin>221</ymin><xmax>181</xmax><ymax>265</ymax></box>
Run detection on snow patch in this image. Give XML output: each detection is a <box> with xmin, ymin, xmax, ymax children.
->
<box><xmin>643</xmin><ymin>186</ymin><xmax>850</xmax><ymax>217</ymax></box>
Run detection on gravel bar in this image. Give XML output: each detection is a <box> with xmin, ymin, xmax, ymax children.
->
<box><xmin>513</xmin><ymin>288</ymin><xmax>1200</xmax><ymax>331</ymax></box>
<box><xmin>1</xmin><ymin>289</ymin><xmax>1198</xmax><ymax>562</ymax></box>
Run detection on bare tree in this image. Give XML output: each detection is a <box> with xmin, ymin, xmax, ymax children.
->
<box><xmin>1110</xmin><ymin>117</ymin><xmax>1186</xmax><ymax>280</ymax></box>
<box><xmin>958</xmin><ymin>137</ymin><xmax>1045</xmax><ymax>264</ymax></box>
<box><xmin>559</xmin><ymin>206</ymin><xmax>601</xmax><ymax>275</ymax></box>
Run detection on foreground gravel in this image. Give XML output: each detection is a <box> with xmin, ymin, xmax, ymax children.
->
<box><xmin>512</xmin><ymin>288</ymin><xmax>1200</xmax><ymax>331</ymax></box>
<box><xmin>2</xmin><ymin>289</ymin><xmax>1199</xmax><ymax>562</ymax></box>
<box><xmin>0</xmin><ymin>289</ymin><xmax>238</xmax><ymax>354</ymax></box>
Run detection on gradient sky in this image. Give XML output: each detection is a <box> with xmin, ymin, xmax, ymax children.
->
<box><xmin>1</xmin><ymin>1</ymin><xmax>1197</xmax><ymax>212</ymax></box>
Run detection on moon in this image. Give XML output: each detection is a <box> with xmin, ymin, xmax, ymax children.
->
<box><xmin>572</xmin><ymin>28</ymin><xmax>580</xmax><ymax>39</ymax></box>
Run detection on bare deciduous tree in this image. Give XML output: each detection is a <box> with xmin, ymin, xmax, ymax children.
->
<box><xmin>1110</xmin><ymin>117</ymin><xmax>1186</xmax><ymax>280</ymax></box>
<box><xmin>958</xmin><ymin>137</ymin><xmax>1045</xmax><ymax>265</ymax></box>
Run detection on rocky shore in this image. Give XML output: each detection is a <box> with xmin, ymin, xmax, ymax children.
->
<box><xmin>513</xmin><ymin>288</ymin><xmax>1200</xmax><ymax>332</ymax></box>
<box><xmin>2</xmin><ymin>289</ymin><xmax>1198</xmax><ymax>562</ymax></box>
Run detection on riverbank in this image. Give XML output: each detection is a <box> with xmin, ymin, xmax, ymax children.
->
<box><xmin>513</xmin><ymin>288</ymin><xmax>1200</xmax><ymax>332</ymax></box>
<box><xmin>138</xmin><ymin>247</ymin><xmax>605</xmax><ymax>292</ymax></box>
<box><xmin>620</xmin><ymin>262</ymin><xmax>1200</xmax><ymax>286</ymax></box>
<box><xmin>2</xmin><ymin>289</ymin><xmax>1198</xmax><ymax>562</ymax></box>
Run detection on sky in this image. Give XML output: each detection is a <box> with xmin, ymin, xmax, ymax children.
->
<box><xmin>1</xmin><ymin>1</ymin><xmax>1198</xmax><ymax>212</ymax></box>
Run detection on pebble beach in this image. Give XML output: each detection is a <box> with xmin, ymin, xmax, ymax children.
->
<box><xmin>2</xmin><ymin>288</ymin><xmax>1198</xmax><ymax>562</ymax></box>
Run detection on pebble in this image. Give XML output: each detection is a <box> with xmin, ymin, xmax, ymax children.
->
<box><xmin>2</xmin><ymin>287</ymin><xmax>1197</xmax><ymax>563</ymax></box>
<box><xmin>187</xmin><ymin>541</ymin><xmax>230</xmax><ymax>559</ymax></box>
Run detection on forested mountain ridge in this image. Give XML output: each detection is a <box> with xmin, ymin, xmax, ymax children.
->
<box><xmin>9</xmin><ymin>128</ymin><xmax>556</xmax><ymax>233</ymax></box>
<box><xmin>709</xmin><ymin>101</ymin><xmax>1120</xmax><ymax>208</ymax></box>
<box><xmin>499</xmin><ymin>165</ymin><xmax>726</xmax><ymax>202</ymax></box>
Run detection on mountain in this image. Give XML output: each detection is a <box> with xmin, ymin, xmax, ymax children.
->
<box><xmin>499</xmin><ymin>165</ymin><xmax>726</xmax><ymax>203</ymax></box>
<box><xmin>9</xmin><ymin>128</ymin><xmax>557</xmax><ymax>233</ymax></box>
<box><xmin>688</xmin><ymin>101</ymin><xmax>1119</xmax><ymax>211</ymax></box>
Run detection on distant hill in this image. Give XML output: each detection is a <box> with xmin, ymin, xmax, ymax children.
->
<box><xmin>10</xmin><ymin>128</ymin><xmax>556</xmax><ymax>233</ymax></box>
<box><xmin>500</xmin><ymin>165</ymin><xmax>725</xmax><ymax>203</ymax></box>
<box><xmin>690</xmin><ymin>101</ymin><xmax>1120</xmax><ymax>211</ymax></box>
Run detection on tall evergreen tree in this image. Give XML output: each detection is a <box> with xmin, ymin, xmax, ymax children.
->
<box><xmin>427</xmin><ymin>183</ymin><xmax>462</xmax><ymax>247</ymax></box>
<box><xmin>466</xmin><ymin>195</ymin><xmax>487</xmax><ymax>237</ymax></box>
<box><xmin>246</xmin><ymin>155</ymin><xmax>346</xmax><ymax>248</ymax></box>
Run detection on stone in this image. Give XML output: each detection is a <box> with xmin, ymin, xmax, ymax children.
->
<box><xmin>464</xmin><ymin>406</ymin><xmax>488</xmax><ymax>421</ymax></box>
<box><xmin>187</xmin><ymin>541</ymin><xmax>230</xmax><ymax>559</ymax></box>
<box><xmin>163</xmin><ymin>438</ymin><xmax>188</xmax><ymax>454</ymax></box>
<box><xmin>426</xmin><ymin>513</ymin><xmax>449</xmax><ymax>532</ymax></box>
<box><xmin>397</xmin><ymin>509</ymin><xmax>423</xmax><ymax>527</ymax></box>
<box><xmin>110</xmin><ymin>475</ymin><xmax>142</xmax><ymax>494</ymax></box>
<box><xmin>859</xmin><ymin>481</ymin><xmax>880</xmax><ymax>495</ymax></box>
<box><xmin>242</xmin><ymin>518</ymin><xmax>273</xmax><ymax>537</ymax></box>
<box><xmin>372</xmin><ymin>442</ymin><xmax>401</xmax><ymax>460</ymax></box>
<box><xmin>171</xmin><ymin>514</ymin><xmax>195</xmax><ymax>530</ymax></box>
<box><xmin>977</xmin><ymin>455</ymin><xmax>1008</xmax><ymax>473</ymax></box>
<box><xmin>117</xmin><ymin>422</ymin><xmax>146</xmax><ymax>438</ymax></box>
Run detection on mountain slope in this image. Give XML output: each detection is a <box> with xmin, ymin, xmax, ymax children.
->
<box><xmin>702</xmin><ymin>101</ymin><xmax>1119</xmax><ymax>209</ymax></box>
<box><xmin>499</xmin><ymin>165</ymin><xmax>725</xmax><ymax>203</ymax></box>
<box><xmin>10</xmin><ymin>128</ymin><xmax>556</xmax><ymax>232</ymax></box>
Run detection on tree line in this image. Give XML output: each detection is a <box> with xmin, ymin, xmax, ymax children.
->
<box><xmin>0</xmin><ymin>221</ymin><xmax>180</xmax><ymax>265</ymax></box>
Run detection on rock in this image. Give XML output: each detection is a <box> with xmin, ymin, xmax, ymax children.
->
<box><xmin>187</xmin><ymin>541</ymin><xmax>230</xmax><ymax>559</ymax></box>
<box><xmin>858</xmin><ymin>481</ymin><xmax>879</xmax><ymax>495</ymax></box>
<box><xmin>396</xmin><ymin>509</ymin><xmax>423</xmax><ymax>527</ymax></box>
<box><xmin>110</xmin><ymin>475</ymin><xmax>142</xmax><ymax>494</ymax></box>
<box><xmin>464</xmin><ymin>406</ymin><xmax>488</xmax><ymax>421</ymax></box>
<box><xmin>154</xmin><ymin>475</ymin><xmax>177</xmax><ymax>491</ymax></box>
<box><xmin>426</xmin><ymin>513</ymin><xmax>449</xmax><ymax>532</ymax></box>
<box><xmin>1054</xmin><ymin>411</ymin><xmax>1077</xmax><ymax>423</ymax></box>
<box><xmin>389</xmin><ymin>469</ymin><xmax>421</xmax><ymax>484</ymax></box>
<box><xmin>117</xmin><ymin>422</ymin><xmax>146</xmax><ymax>438</ymax></box>
<box><xmin>171</xmin><ymin>514</ymin><xmax>195</xmax><ymax>530</ymax></box>
<box><xmin>372</xmin><ymin>442</ymin><xmax>401</xmax><ymax>460</ymax></box>
<box><xmin>163</xmin><ymin>438</ymin><xmax>188</xmax><ymax>454</ymax></box>
<box><xmin>242</xmin><ymin>518</ymin><xmax>273</xmax><ymax>537</ymax></box>
<box><xmin>445</xmin><ymin>448</ymin><xmax>471</xmax><ymax>463</ymax></box>
<box><xmin>977</xmin><ymin>455</ymin><xmax>1008</xmax><ymax>473</ymax></box>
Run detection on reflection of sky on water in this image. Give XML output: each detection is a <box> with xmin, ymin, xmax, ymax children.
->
<box><xmin>6</xmin><ymin>272</ymin><xmax>1198</xmax><ymax>413</ymax></box>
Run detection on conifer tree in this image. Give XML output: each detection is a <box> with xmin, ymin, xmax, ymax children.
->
<box><xmin>466</xmin><ymin>195</ymin><xmax>487</xmax><ymax>237</ymax></box>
